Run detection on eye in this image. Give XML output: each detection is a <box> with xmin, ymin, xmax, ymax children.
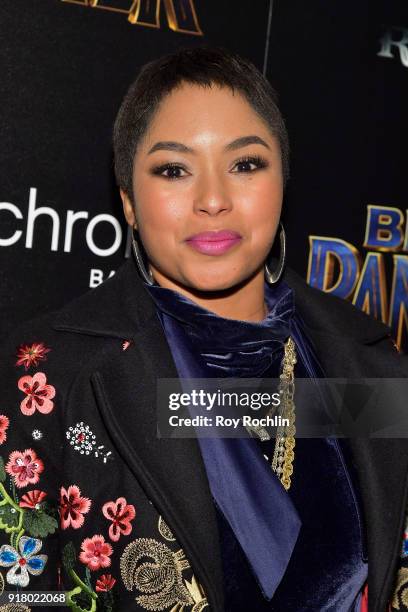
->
<box><xmin>231</xmin><ymin>155</ymin><xmax>269</xmax><ymax>173</ymax></box>
<box><xmin>151</xmin><ymin>163</ymin><xmax>189</xmax><ymax>180</ymax></box>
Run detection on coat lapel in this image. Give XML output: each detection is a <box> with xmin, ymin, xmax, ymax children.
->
<box><xmin>90</xmin><ymin>320</ymin><xmax>225</xmax><ymax>612</ymax></box>
<box><xmin>53</xmin><ymin>257</ymin><xmax>408</xmax><ymax>612</ymax></box>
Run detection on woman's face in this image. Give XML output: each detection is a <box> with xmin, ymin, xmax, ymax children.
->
<box><xmin>121</xmin><ymin>82</ymin><xmax>283</xmax><ymax>293</ymax></box>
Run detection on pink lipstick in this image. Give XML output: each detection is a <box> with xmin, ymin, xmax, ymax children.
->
<box><xmin>185</xmin><ymin>230</ymin><xmax>242</xmax><ymax>255</ymax></box>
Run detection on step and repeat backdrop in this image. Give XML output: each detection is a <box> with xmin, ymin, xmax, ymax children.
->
<box><xmin>1</xmin><ymin>0</ymin><xmax>407</xmax><ymax>352</ymax></box>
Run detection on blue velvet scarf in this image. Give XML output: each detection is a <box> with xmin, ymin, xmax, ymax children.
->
<box><xmin>143</xmin><ymin>277</ymin><xmax>368</xmax><ymax>611</ymax></box>
<box><xmin>145</xmin><ymin>279</ymin><xmax>294</xmax><ymax>377</ymax></box>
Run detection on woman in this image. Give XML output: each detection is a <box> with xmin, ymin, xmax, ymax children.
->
<box><xmin>0</xmin><ymin>46</ymin><xmax>406</xmax><ymax>612</ymax></box>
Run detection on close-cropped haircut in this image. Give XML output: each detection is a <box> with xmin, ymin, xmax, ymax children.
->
<box><xmin>113</xmin><ymin>45</ymin><xmax>290</xmax><ymax>202</ymax></box>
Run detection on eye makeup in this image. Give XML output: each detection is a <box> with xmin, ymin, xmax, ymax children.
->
<box><xmin>149</xmin><ymin>154</ymin><xmax>269</xmax><ymax>180</ymax></box>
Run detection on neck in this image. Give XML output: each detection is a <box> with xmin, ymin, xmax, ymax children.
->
<box><xmin>150</xmin><ymin>269</ymin><xmax>268</xmax><ymax>322</ymax></box>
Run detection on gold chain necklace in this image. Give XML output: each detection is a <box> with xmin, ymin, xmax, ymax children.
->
<box><xmin>245</xmin><ymin>336</ymin><xmax>297</xmax><ymax>491</ymax></box>
<box><xmin>272</xmin><ymin>336</ymin><xmax>297</xmax><ymax>490</ymax></box>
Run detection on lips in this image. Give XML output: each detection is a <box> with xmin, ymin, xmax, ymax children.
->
<box><xmin>186</xmin><ymin>230</ymin><xmax>242</xmax><ymax>242</ymax></box>
<box><xmin>185</xmin><ymin>230</ymin><xmax>242</xmax><ymax>255</ymax></box>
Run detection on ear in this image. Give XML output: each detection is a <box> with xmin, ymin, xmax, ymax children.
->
<box><xmin>119</xmin><ymin>188</ymin><xmax>137</xmax><ymax>228</ymax></box>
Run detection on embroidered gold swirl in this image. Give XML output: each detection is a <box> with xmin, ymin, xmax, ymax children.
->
<box><xmin>158</xmin><ymin>516</ymin><xmax>176</xmax><ymax>542</ymax></box>
<box><xmin>120</xmin><ymin>535</ymin><xmax>208</xmax><ymax>611</ymax></box>
<box><xmin>120</xmin><ymin>537</ymin><xmax>209</xmax><ymax>611</ymax></box>
<box><xmin>392</xmin><ymin>567</ymin><xmax>408</xmax><ymax>610</ymax></box>
<box><xmin>184</xmin><ymin>575</ymin><xmax>209</xmax><ymax>612</ymax></box>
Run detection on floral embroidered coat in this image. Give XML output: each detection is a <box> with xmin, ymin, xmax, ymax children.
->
<box><xmin>0</xmin><ymin>257</ymin><xmax>407</xmax><ymax>612</ymax></box>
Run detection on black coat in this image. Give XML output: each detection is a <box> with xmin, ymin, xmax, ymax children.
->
<box><xmin>0</xmin><ymin>257</ymin><xmax>407</xmax><ymax>612</ymax></box>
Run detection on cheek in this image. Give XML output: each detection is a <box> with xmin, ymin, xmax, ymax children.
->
<box><xmin>134</xmin><ymin>179</ymin><xmax>188</xmax><ymax>231</ymax></box>
<box><xmin>236</xmin><ymin>168</ymin><xmax>282</xmax><ymax>205</ymax></box>
<box><xmin>235</xmin><ymin>178</ymin><xmax>282</xmax><ymax>234</ymax></box>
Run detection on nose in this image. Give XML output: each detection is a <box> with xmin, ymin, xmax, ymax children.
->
<box><xmin>193</xmin><ymin>171</ymin><xmax>233</xmax><ymax>216</ymax></box>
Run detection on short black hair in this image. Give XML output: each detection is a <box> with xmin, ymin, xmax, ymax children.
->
<box><xmin>113</xmin><ymin>45</ymin><xmax>290</xmax><ymax>201</ymax></box>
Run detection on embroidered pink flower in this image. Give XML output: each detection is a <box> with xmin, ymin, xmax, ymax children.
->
<box><xmin>18</xmin><ymin>372</ymin><xmax>56</xmax><ymax>415</ymax></box>
<box><xmin>102</xmin><ymin>497</ymin><xmax>135</xmax><ymax>542</ymax></box>
<box><xmin>95</xmin><ymin>574</ymin><xmax>116</xmax><ymax>592</ymax></box>
<box><xmin>16</xmin><ymin>342</ymin><xmax>51</xmax><ymax>370</ymax></box>
<box><xmin>19</xmin><ymin>489</ymin><xmax>47</xmax><ymax>509</ymax></box>
<box><xmin>79</xmin><ymin>535</ymin><xmax>112</xmax><ymax>571</ymax></box>
<box><xmin>6</xmin><ymin>449</ymin><xmax>44</xmax><ymax>489</ymax></box>
<box><xmin>59</xmin><ymin>485</ymin><xmax>91</xmax><ymax>529</ymax></box>
<box><xmin>0</xmin><ymin>415</ymin><xmax>10</xmax><ymax>445</ymax></box>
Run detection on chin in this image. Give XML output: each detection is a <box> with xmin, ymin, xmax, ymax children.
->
<box><xmin>181</xmin><ymin>269</ymin><xmax>248</xmax><ymax>294</ymax></box>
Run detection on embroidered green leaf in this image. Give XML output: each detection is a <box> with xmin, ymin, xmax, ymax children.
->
<box><xmin>0</xmin><ymin>503</ymin><xmax>20</xmax><ymax>529</ymax></box>
<box><xmin>23</xmin><ymin>509</ymin><xmax>58</xmax><ymax>538</ymax></box>
<box><xmin>63</xmin><ymin>542</ymin><xmax>77</xmax><ymax>573</ymax></box>
<box><xmin>10</xmin><ymin>479</ymin><xmax>19</xmax><ymax>504</ymax></box>
<box><xmin>0</xmin><ymin>457</ymin><xmax>6</xmax><ymax>483</ymax></box>
<box><xmin>42</xmin><ymin>500</ymin><xmax>59</xmax><ymax>520</ymax></box>
<box><xmin>85</xmin><ymin>567</ymin><xmax>92</xmax><ymax>590</ymax></box>
<box><xmin>0</xmin><ymin>481</ymin><xmax>24</xmax><ymax>534</ymax></box>
<box><xmin>67</xmin><ymin>568</ymin><xmax>98</xmax><ymax>612</ymax></box>
<box><xmin>67</xmin><ymin>586</ymin><xmax>97</xmax><ymax>612</ymax></box>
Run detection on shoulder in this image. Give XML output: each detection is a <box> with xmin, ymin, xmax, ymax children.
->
<box><xmin>0</xmin><ymin>291</ymin><xmax>116</xmax><ymax>419</ymax></box>
<box><xmin>0</xmin><ymin>259</ymin><xmax>151</xmax><ymax>405</ymax></box>
<box><xmin>0</xmin><ymin>307</ymin><xmax>106</xmax><ymax>384</ymax></box>
<box><xmin>283</xmin><ymin>265</ymin><xmax>395</xmax><ymax>345</ymax></box>
<box><xmin>283</xmin><ymin>266</ymin><xmax>408</xmax><ymax>378</ymax></box>
<box><xmin>1</xmin><ymin>259</ymin><xmax>138</xmax><ymax>360</ymax></box>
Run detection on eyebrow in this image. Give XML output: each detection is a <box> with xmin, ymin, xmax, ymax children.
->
<box><xmin>147</xmin><ymin>135</ymin><xmax>271</xmax><ymax>155</ymax></box>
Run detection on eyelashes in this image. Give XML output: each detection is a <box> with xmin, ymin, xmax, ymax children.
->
<box><xmin>233</xmin><ymin>155</ymin><xmax>269</xmax><ymax>172</ymax></box>
<box><xmin>150</xmin><ymin>155</ymin><xmax>269</xmax><ymax>180</ymax></box>
<box><xmin>150</xmin><ymin>162</ymin><xmax>187</xmax><ymax>180</ymax></box>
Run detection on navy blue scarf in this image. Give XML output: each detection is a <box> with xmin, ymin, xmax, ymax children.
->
<box><xmin>143</xmin><ymin>277</ymin><xmax>367</xmax><ymax>610</ymax></box>
<box><xmin>145</xmin><ymin>279</ymin><xmax>294</xmax><ymax>377</ymax></box>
